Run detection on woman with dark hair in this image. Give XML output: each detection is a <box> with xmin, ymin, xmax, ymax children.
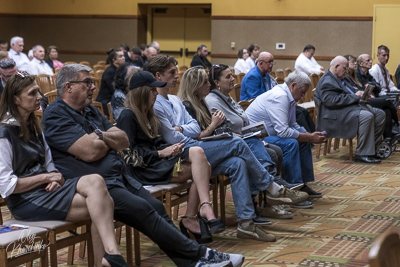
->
<box><xmin>344</xmin><ymin>54</ymin><xmax>399</xmax><ymax>142</ymax></box>
<box><xmin>0</xmin><ymin>72</ymin><xmax>127</xmax><ymax>267</ymax></box>
<box><xmin>233</xmin><ymin>48</ymin><xmax>249</xmax><ymax>74</ymax></box>
<box><xmin>117</xmin><ymin>71</ymin><xmax>225</xmax><ymax>243</ymax></box>
<box><xmin>178</xmin><ymin>66</ymin><xmax>309</xmax><ymax>215</ymax></box>
<box><xmin>110</xmin><ymin>63</ymin><xmax>138</xmax><ymax>121</ymax></box>
<box><xmin>45</xmin><ymin>45</ymin><xmax>63</xmax><ymax>71</ymax></box>
<box><xmin>96</xmin><ymin>49</ymin><xmax>125</xmax><ymax>116</ymax></box>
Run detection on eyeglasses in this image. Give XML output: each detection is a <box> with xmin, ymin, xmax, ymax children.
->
<box><xmin>69</xmin><ymin>79</ymin><xmax>95</xmax><ymax>88</ymax></box>
<box><xmin>259</xmin><ymin>60</ymin><xmax>275</xmax><ymax>66</ymax></box>
<box><xmin>364</xmin><ymin>59</ymin><xmax>373</xmax><ymax>63</ymax></box>
<box><xmin>15</xmin><ymin>71</ymin><xmax>28</xmax><ymax>78</ymax></box>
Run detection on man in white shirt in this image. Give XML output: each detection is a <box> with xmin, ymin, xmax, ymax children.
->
<box><xmin>27</xmin><ymin>45</ymin><xmax>54</xmax><ymax>76</ymax></box>
<box><xmin>8</xmin><ymin>36</ymin><xmax>30</xmax><ymax>71</ymax></box>
<box><xmin>294</xmin><ymin>44</ymin><xmax>324</xmax><ymax>75</ymax></box>
<box><xmin>369</xmin><ymin>45</ymin><xmax>399</xmax><ymax>95</ymax></box>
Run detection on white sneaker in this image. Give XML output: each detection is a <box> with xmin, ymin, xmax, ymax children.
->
<box><xmin>227</xmin><ymin>253</ymin><xmax>245</xmax><ymax>267</ymax></box>
<box><xmin>195</xmin><ymin>249</ymin><xmax>233</xmax><ymax>267</ymax></box>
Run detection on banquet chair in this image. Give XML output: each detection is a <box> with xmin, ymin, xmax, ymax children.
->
<box><xmin>35</xmin><ymin>74</ymin><xmax>52</xmax><ymax>94</ymax></box>
<box><xmin>369</xmin><ymin>231</ymin><xmax>400</xmax><ymax>267</ymax></box>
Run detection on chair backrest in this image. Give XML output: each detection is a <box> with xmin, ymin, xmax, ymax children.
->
<box><xmin>229</xmin><ymin>84</ymin><xmax>241</xmax><ymax>102</ymax></box>
<box><xmin>97</xmin><ymin>60</ymin><xmax>106</xmax><ymax>66</ymax></box>
<box><xmin>92</xmin><ymin>101</ymin><xmax>104</xmax><ymax>115</ymax></box>
<box><xmin>93</xmin><ymin>64</ymin><xmax>104</xmax><ymax>72</ymax></box>
<box><xmin>232</xmin><ymin>73</ymin><xmax>239</xmax><ymax>84</ymax></box>
<box><xmin>34</xmin><ymin>110</ymin><xmax>43</xmax><ymax>123</ymax></box>
<box><xmin>309</xmin><ymin>73</ymin><xmax>320</xmax><ymax>90</ymax></box>
<box><xmin>96</xmin><ymin>69</ymin><xmax>105</xmax><ymax>79</ymax></box>
<box><xmin>93</xmin><ymin>78</ymin><xmax>101</xmax><ymax>100</ymax></box>
<box><xmin>275</xmin><ymin>77</ymin><xmax>284</xmax><ymax>84</ymax></box>
<box><xmin>238</xmin><ymin>73</ymin><xmax>245</xmax><ymax>84</ymax></box>
<box><xmin>51</xmin><ymin>73</ymin><xmax>57</xmax><ymax>90</ymax></box>
<box><xmin>36</xmin><ymin>74</ymin><xmax>52</xmax><ymax>94</ymax></box>
<box><xmin>64</xmin><ymin>61</ymin><xmax>77</xmax><ymax>65</ymax></box>
<box><xmin>369</xmin><ymin>231</ymin><xmax>400</xmax><ymax>267</ymax></box>
<box><xmin>318</xmin><ymin>71</ymin><xmax>325</xmax><ymax>79</ymax></box>
<box><xmin>238</xmin><ymin>98</ymin><xmax>254</xmax><ymax>111</ymax></box>
<box><xmin>44</xmin><ymin>90</ymin><xmax>58</xmax><ymax>104</ymax></box>
<box><xmin>269</xmin><ymin>71</ymin><xmax>276</xmax><ymax>78</ymax></box>
<box><xmin>107</xmin><ymin>102</ymin><xmax>115</xmax><ymax>124</ymax></box>
<box><xmin>179</xmin><ymin>65</ymin><xmax>188</xmax><ymax>73</ymax></box>
<box><xmin>275</xmin><ymin>69</ymin><xmax>284</xmax><ymax>79</ymax></box>
<box><xmin>284</xmin><ymin>67</ymin><xmax>292</xmax><ymax>77</ymax></box>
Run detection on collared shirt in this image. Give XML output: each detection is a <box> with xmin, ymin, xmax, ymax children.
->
<box><xmin>27</xmin><ymin>58</ymin><xmax>54</xmax><ymax>76</ymax></box>
<box><xmin>43</xmin><ymin>98</ymin><xmax>141</xmax><ymax>189</ymax></box>
<box><xmin>369</xmin><ymin>63</ymin><xmax>399</xmax><ymax>95</ymax></box>
<box><xmin>0</xmin><ymin>116</ymin><xmax>57</xmax><ymax>198</ymax></box>
<box><xmin>263</xmin><ymin>73</ymin><xmax>277</xmax><ymax>91</ymax></box>
<box><xmin>153</xmin><ymin>94</ymin><xmax>200</xmax><ymax>146</ymax></box>
<box><xmin>245</xmin><ymin>57</ymin><xmax>256</xmax><ymax>71</ymax></box>
<box><xmin>294</xmin><ymin>53</ymin><xmax>322</xmax><ymax>75</ymax></box>
<box><xmin>245</xmin><ymin>83</ymin><xmax>306</xmax><ymax>139</ymax></box>
<box><xmin>234</xmin><ymin>58</ymin><xmax>248</xmax><ymax>74</ymax></box>
<box><xmin>8</xmin><ymin>49</ymin><xmax>30</xmax><ymax>71</ymax></box>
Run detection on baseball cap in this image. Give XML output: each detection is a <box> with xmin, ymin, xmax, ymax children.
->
<box><xmin>129</xmin><ymin>70</ymin><xmax>166</xmax><ymax>90</ymax></box>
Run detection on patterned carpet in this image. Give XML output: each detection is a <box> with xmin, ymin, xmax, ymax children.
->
<box><xmin>4</xmin><ymin>143</ymin><xmax>400</xmax><ymax>266</ymax></box>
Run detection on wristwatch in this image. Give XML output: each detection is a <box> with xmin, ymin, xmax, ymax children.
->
<box><xmin>94</xmin><ymin>129</ymin><xmax>103</xmax><ymax>140</ymax></box>
<box><xmin>179</xmin><ymin>126</ymin><xmax>184</xmax><ymax>133</ymax></box>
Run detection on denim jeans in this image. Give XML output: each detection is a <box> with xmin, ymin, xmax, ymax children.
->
<box><xmin>264</xmin><ymin>136</ymin><xmax>314</xmax><ymax>184</ymax></box>
<box><xmin>185</xmin><ymin>136</ymin><xmax>274</xmax><ymax>221</ymax></box>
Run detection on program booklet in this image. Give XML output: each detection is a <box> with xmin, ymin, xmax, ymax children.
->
<box><xmin>361</xmin><ymin>84</ymin><xmax>374</xmax><ymax>101</ymax></box>
<box><xmin>0</xmin><ymin>224</ymin><xmax>29</xmax><ymax>234</ymax></box>
<box><xmin>241</xmin><ymin>122</ymin><xmax>269</xmax><ymax>138</ymax></box>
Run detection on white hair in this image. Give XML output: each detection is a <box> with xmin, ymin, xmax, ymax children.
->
<box><xmin>10</xmin><ymin>36</ymin><xmax>23</xmax><ymax>46</ymax></box>
<box><xmin>285</xmin><ymin>70</ymin><xmax>311</xmax><ymax>87</ymax></box>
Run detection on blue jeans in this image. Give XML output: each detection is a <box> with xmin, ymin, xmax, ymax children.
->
<box><xmin>185</xmin><ymin>136</ymin><xmax>274</xmax><ymax>221</ymax></box>
<box><xmin>264</xmin><ymin>136</ymin><xmax>314</xmax><ymax>184</ymax></box>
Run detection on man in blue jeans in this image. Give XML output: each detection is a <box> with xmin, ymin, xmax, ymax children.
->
<box><xmin>246</xmin><ymin>70</ymin><xmax>326</xmax><ymax>201</ymax></box>
<box><xmin>147</xmin><ymin>55</ymin><xmax>309</xmax><ymax>242</ymax></box>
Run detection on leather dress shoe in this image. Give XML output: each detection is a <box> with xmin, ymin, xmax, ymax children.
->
<box><xmin>354</xmin><ymin>154</ymin><xmax>381</xmax><ymax>164</ymax></box>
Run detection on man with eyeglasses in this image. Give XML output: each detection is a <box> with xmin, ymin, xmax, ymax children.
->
<box><xmin>294</xmin><ymin>44</ymin><xmax>324</xmax><ymax>75</ymax></box>
<box><xmin>356</xmin><ymin>54</ymin><xmax>382</xmax><ymax>94</ymax></box>
<box><xmin>369</xmin><ymin>46</ymin><xmax>399</xmax><ymax>95</ymax></box>
<box><xmin>315</xmin><ymin>56</ymin><xmax>385</xmax><ymax>164</ymax></box>
<box><xmin>240</xmin><ymin>51</ymin><xmax>276</xmax><ymax>100</ymax></box>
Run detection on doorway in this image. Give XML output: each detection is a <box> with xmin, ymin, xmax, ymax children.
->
<box><xmin>147</xmin><ymin>4</ymin><xmax>211</xmax><ymax>67</ymax></box>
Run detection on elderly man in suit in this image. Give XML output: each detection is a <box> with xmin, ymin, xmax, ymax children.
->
<box><xmin>314</xmin><ymin>56</ymin><xmax>385</xmax><ymax>163</ymax></box>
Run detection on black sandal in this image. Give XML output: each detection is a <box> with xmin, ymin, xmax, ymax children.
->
<box><xmin>103</xmin><ymin>253</ymin><xmax>127</xmax><ymax>267</ymax></box>
<box><xmin>179</xmin><ymin>215</ymin><xmax>213</xmax><ymax>244</ymax></box>
<box><xmin>198</xmin><ymin>201</ymin><xmax>225</xmax><ymax>234</ymax></box>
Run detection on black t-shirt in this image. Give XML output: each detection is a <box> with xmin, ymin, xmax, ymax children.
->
<box><xmin>42</xmin><ymin>98</ymin><xmax>141</xmax><ymax>189</ymax></box>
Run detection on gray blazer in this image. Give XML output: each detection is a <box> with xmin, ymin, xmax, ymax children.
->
<box><xmin>314</xmin><ymin>70</ymin><xmax>361</xmax><ymax>139</ymax></box>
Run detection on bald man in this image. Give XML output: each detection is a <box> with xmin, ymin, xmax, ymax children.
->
<box><xmin>240</xmin><ymin>51</ymin><xmax>276</xmax><ymax>100</ymax></box>
<box><xmin>314</xmin><ymin>56</ymin><xmax>385</xmax><ymax>163</ymax></box>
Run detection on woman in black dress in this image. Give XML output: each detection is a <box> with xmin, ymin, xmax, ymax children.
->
<box><xmin>117</xmin><ymin>71</ymin><xmax>224</xmax><ymax>243</ymax></box>
<box><xmin>0</xmin><ymin>72</ymin><xmax>126</xmax><ymax>267</ymax></box>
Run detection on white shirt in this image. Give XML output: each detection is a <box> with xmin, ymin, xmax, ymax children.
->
<box><xmin>294</xmin><ymin>53</ymin><xmax>322</xmax><ymax>75</ymax></box>
<box><xmin>245</xmin><ymin>57</ymin><xmax>256</xmax><ymax>72</ymax></box>
<box><xmin>234</xmin><ymin>58</ymin><xmax>248</xmax><ymax>74</ymax></box>
<box><xmin>0</xmin><ymin>117</ymin><xmax>57</xmax><ymax>198</ymax></box>
<box><xmin>369</xmin><ymin>63</ymin><xmax>399</xmax><ymax>95</ymax></box>
<box><xmin>27</xmin><ymin>58</ymin><xmax>54</xmax><ymax>76</ymax></box>
<box><xmin>8</xmin><ymin>48</ymin><xmax>30</xmax><ymax>71</ymax></box>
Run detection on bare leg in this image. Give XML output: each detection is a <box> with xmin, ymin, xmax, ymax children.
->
<box><xmin>66</xmin><ymin>174</ymin><xmax>121</xmax><ymax>267</ymax></box>
<box><xmin>171</xmin><ymin>147</ymin><xmax>215</xmax><ymax>233</ymax></box>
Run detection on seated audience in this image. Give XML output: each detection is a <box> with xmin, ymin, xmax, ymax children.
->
<box><xmin>96</xmin><ymin>49</ymin><xmax>125</xmax><ymax>116</ymax></box>
<box><xmin>110</xmin><ymin>63</ymin><xmax>137</xmax><ymax>121</ymax></box>
<box><xmin>0</xmin><ymin>71</ymin><xmax>127</xmax><ymax>267</ymax></box>
<box><xmin>395</xmin><ymin>63</ymin><xmax>400</xmax><ymax>90</ymax></box>
<box><xmin>117</xmin><ymin>70</ymin><xmax>224</xmax><ymax>242</ymax></box>
<box><xmin>127</xmin><ymin>46</ymin><xmax>143</xmax><ymax>68</ymax></box>
<box><xmin>315</xmin><ymin>56</ymin><xmax>385</xmax><ymax>164</ymax></box>
<box><xmin>149</xmin><ymin>55</ymin><xmax>309</xmax><ymax>241</ymax></box>
<box><xmin>356</xmin><ymin>54</ymin><xmax>382</xmax><ymax>94</ymax></box>
<box><xmin>369</xmin><ymin>45</ymin><xmax>399</xmax><ymax>95</ymax></box>
<box><xmin>45</xmin><ymin>45</ymin><xmax>64</xmax><ymax>72</ymax></box>
<box><xmin>27</xmin><ymin>45</ymin><xmax>54</xmax><ymax>76</ymax></box>
<box><xmin>150</xmin><ymin>41</ymin><xmax>161</xmax><ymax>54</ymax></box>
<box><xmin>245</xmin><ymin>44</ymin><xmax>259</xmax><ymax>71</ymax></box>
<box><xmin>179</xmin><ymin>66</ymin><xmax>302</xmax><ymax>217</ymax></box>
<box><xmin>190</xmin><ymin>45</ymin><xmax>212</xmax><ymax>70</ymax></box>
<box><xmin>43</xmin><ymin>64</ymin><xmax>244</xmax><ymax>267</ymax></box>
<box><xmin>246</xmin><ymin>70</ymin><xmax>325</xmax><ymax>197</ymax></box>
<box><xmin>233</xmin><ymin>48</ymin><xmax>249</xmax><ymax>74</ymax></box>
<box><xmin>344</xmin><ymin>54</ymin><xmax>398</xmax><ymax>142</ymax></box>
<box><xmin>119</xmin><ymin>43</ymin><xmax>130</xmax><ymax>62</ymax></box>
<box><xmin>0</xmin><ymin>51</ymin><xmax>8</xmax><ymax>61</ymax></box>
<box><xmin>142</xmin><ymin>46</ymin><xmax>158</xmax><ymax>71</ymax></box>
<box><xmin>294</xmin><ymin>44</ymin><xmax>324</xmax><ymax>75</ymax></box>
<box><xmin>8</xmin><ymin>36</ymin><xmax>30</xmax><ymax>71</ymax></box>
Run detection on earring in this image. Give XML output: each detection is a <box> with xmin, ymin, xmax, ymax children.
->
<box><xmin>218</xmin><ymin>86</ymin><xmax>221</xmax><ymax>90</ymax></box>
